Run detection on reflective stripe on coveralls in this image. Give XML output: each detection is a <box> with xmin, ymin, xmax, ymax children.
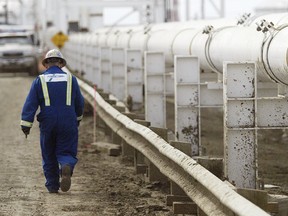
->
<box><xmin>20</xmin><ymin>120</ymin><xmax>33</xmax><ymax>127</ymax></box>
<box><xmin>39</xmin><ymin>73</ymin><xmax>72</xmax><ymax>106</ymax></box>
<box><xmin>66</xmin><ymin>73</ymin><xmax>72</xmax><ymax>106</ymax></box>
<box><xmin>39</xmin><ymin>75</ymin><xmax>50</xmax><ymax>106</ymax></box>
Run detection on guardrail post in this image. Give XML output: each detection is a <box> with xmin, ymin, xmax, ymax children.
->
<box><xmin>168</xmin><ymin>141</ymin><xmax>192</xmax><ymax>201</ymax></box>
<box><xmin>145</xmin><ymin>127</ymin><xmax>169</xmax><ymax>183</ymax></box>
<box><xmin>121</xmin><ymin>113</ymin><xmax>144</xmax><ymax>158</ymax></box>
<box><xmin>111</xmin><ymin>106</ymin><xmax>126</xmax><ymax>145</ymax></box>
<box><xmin>126</xmin><ymin>49</ymin><xmax>144</xmax><ymax>111</ymax></box>
<box><xmin>134</xmin><ymin>119</ymin><xmax>150</xmax><ymax>174</ymax></box>
<box><xmin>96</xmin><ymin>91</ymin><xmax>109</xmax><ymax>128</ymax></box>
<box><xmin>111</xmin><ymin>48</ymin><xmax>126</xmax><ymax>101</ymax></box>
<box><xmin>194</xmin><ymin>156</ymin><xmax>223</xmax><ymax>179</ymax></box>
<box><xmin>144</xmin><ymin>51</ymin><xmax>166</xmax><ymax>128</ymax></box>
<box><xmin>112</xmin><ymin>132</ymin><xmax>122</xmax><ymax>145</ymax></box>
<box><xmin>223</xmin><ymin>62</ymin><xmax>257</xmax><ymax>189</ymax></box>
<box><xmin>167</xmin><ymin>181</ymin><xmax>191</xmax><ymax>206</ymax></box>
<box><xmin>102</xmin><ymin>99</ymin><xmax>117</xmax><ymax>136</ymax></box>
<box><xmin>100</xmin><ymin>47</ymin><xmax>111</xmax><ymax>92</ymax></box>
<box><xmin>174</xmin><ymin>56</ymin><xmax>200</xmax><ymax>156</ymax></box>
<box><xmin>167</xmin><ymin>140</ymin><xmax>195</xmax><ymax>214</ymax></box>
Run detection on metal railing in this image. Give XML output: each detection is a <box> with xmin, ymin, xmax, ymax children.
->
<box><xmin>75</xmin><ymin>75</ymin><xmax>270</xmax><ymax>216</ymax></box>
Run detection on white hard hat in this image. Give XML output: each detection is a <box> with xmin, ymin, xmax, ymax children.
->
<box><xmin>42</xmin><ymin>49</ymin><xmax>67</xmax><ymax>67</ymax></box>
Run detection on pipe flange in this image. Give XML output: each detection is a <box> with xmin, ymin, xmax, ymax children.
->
<box><xmin>260</xmin><ymin>23</ymin><xmax>288</xmax><ymax>85</ymax></box>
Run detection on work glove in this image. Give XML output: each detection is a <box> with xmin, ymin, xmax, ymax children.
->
<box><xmin>21</xmin><ymin>126</ymin><xmax>30</xmax><ymax>137</ymax></box>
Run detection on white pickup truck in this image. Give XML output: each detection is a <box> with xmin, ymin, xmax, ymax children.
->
<box><xmin>0</xmin><ymin>32</ymin><xmax>39</xmax><ymax>75</ymax></box>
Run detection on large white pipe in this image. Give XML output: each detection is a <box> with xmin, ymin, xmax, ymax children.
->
<box><xmin>205</xmin><ymin>26</ymin><xmax>268</xmax><ymax>80</ymax></box>
<box><xmin>144</xmin><ymin>13</ymin><xmax>288</xmax><ymax>84</ymax></box>
<box><xmin>67</xmin><ymin>13</ymin><xmax>288</xmax><ymax>85</ymax></box>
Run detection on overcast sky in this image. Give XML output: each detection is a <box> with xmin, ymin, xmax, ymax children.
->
<box><xmin>2</xmin><ymin>0</ymin><xmax>288</xmax><ymax>26</ymax></box>
<box><xmin>105</xmin><ymin>0</ymin><xmax>286</xmax><ymax>25</ymax></box>
<box><xmin>180</xmin><ymin>0</ymin><xmax>266</xmax><ymax>20</ymax></box>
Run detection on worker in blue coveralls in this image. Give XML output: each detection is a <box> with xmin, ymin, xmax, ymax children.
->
<box><xmin>20</xmin><ymin>49</ymin><xmax>84</xmax><ymax>193</ymax></box>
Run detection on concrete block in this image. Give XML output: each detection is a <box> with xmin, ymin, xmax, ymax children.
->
<box><xmin>149</xmin><ymin>126</ymin><xmax>168</xmax><ymax>141</ymax></box>
<box><xmin>96</xmin><ymin>116</ymin><xmax>106</xmax><ymax>128</ymax></box>
<box><xmin>96</xmin><ymin>88</ymin><xmax>104</xmax><ymax>93</ymax></box>
<box><xmin>134</xmin><ymin>149</ymin><xmax>145</xmax><ymax>165</ymax></box>
<box><xmin>267</xmin><ymin>202</ymin><xmax>278</xmax><ymax>214</ymax></box>
<box><xmin>170</xmin><ymin>181</ymin><xmax>186</xmax><ymax>196</ymax></box>
<box><xmin>170</xmin><ymin>141</ymin><xmax>192</xmax><ymax>156</ymax></box>
<box><xmin>173</xmin><ymin>202</ymin><xmax>197</xmax><ymax>215</ymax></box>
<box><xmin>122</xmin><ymin>112</ymin><xmax>138</xmax><ymax>120</ymax></box>
<box><xmin>98</xmin><ymin>92</ymin><xmax>109</xmax><ymax>100</ymax></box>
<box><xmin>121</xmin><ymin>140</ymin><xmax>134</xmax><ymax>157</ymax></box>
<box><xmin>198</xmin><ymin>208</ymin><xmax>208</xmax><ymax>216</ymax></box>
<box><xmin>112</xmin><ymin>132</ymin><xmax>122</xmax><ymax>145</ymax></box>
<box><xmin>136</xmin><ymin>164</ymin><xmax>147</xmax><ymax>174</ymax></box>
<box><xmin>268</xmin><ymin>194</ymin><xmax>288</xmax><ymax>216</ymax></box>
<box><xmin>145</xmin><ymin>162</ymin><xmax>168</xmax><ymax>183</ymax></box>
<box><xmin>166</xmin><ymin>195</ymin><xmax>191</xmax><ymax>206</ymax></box>
<box><xmin>122</xmin><ymin>112</ymin><xmax>145</xmax><ymax>121</ymax></box>
<box><xmin>194</xmin><ymin>156</ymin><xmax>223</xmax><ymax>179</ymax></box>
<box><xmin>106</xmin><ymin>99</ymin><xmax>116</xmax><ymax>105</ymax></box>
<box><xmin>91</xmin><ymin>142</ymin><xmax>121</xmax><ymax>156</ymax></box>
<box><xmin>104</xmin><ymin>124</ymin><xmax>112</xmax><ymax>136</ymax></box>
<box><xmin>134</xmin><ymin>119</ymin><xmax>151</xmax><ymax>127</ymax></box>
<box><xmin>237</xmin><ymin>188</ymin><xmax>268</xmax><ymax>210</ymax></box>
<box><xmin>112</xmin><ymin>105</ymin><xmax>126</xmax><ymax>112</ymax></box>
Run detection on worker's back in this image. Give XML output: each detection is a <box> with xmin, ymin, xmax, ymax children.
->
<box><xmin>21</xmin><ymin>65</ymin><xmax>84</xmax><ymax>131</ymax></box>
<box><xmin>42</xmin><ymin>69</ymin><xmax>70</xmax><ymax>107</ymax></box>
<box><xmin>35</xmin><ymin>66</ymin><xmax>83</xmax><ymax>130</ymax></box>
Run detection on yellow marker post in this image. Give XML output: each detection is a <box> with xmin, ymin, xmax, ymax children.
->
<box><xmin>51</xmin><ymin>31</ymin><xmax>68</xmax><ymax>49</ymax></box>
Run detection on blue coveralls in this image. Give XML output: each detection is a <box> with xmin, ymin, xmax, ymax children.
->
<box><xmin>20</xmin><ymin>66</ymin><xmax>84</xmax><ymax>191</ymax></box>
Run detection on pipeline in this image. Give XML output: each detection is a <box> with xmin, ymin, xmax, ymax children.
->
<box><xmin>66</xmin><ymin>12</ymin><xmax>288</xmax><ymax>85</ymax></box>
<box><xmin>54</xmin><ymin>13</ymin><xmax>288</xmax><ymax>215</ymax></box>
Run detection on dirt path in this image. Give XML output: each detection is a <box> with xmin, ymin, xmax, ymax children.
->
<box><xmin>0</xmin><ymin>76</ymin><xmax>173</xmax><ymax>216</ymax></box>
<box><xmin>1</xmin><ymin>75</ymin><xmax>287</xmax><ymax>216</ymax></box>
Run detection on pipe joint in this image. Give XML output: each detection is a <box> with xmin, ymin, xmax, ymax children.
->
<box><xmin>202</xmin><ymin>25</ymin><xmax>214</xmax><ymax>34</ymax></box>
<box><xmin>256</xmin><ymin>19</ymin><xmax>276</xmax><ymax>34</ymax></box>
<box><xmin>237</xmin><ymin>13</ymin><xmax>251</xmax><ymax>25</ymax></box>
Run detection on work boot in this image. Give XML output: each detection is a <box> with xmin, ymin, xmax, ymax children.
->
<box><xmin>60</xmin><ymin>165</ymin><xmax>71</xmax><ymax>192</ymax></box>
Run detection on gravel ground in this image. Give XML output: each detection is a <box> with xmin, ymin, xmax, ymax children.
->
<box><xmin>0</xmin><ymin>76</ymin><xmax>173</xmax><ymax>216</ymax></box>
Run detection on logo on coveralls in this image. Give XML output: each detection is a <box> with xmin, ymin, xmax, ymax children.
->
<box><xmin>45</xmin><ymin>74</ymin><xmax>67</xmax><ymax>82</ymax></box>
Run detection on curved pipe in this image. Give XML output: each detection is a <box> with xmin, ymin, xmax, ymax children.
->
<box><xmin>262</xmin><ymin>24</ymin><xmax>288</xmax><ymax>85</ymax></box>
